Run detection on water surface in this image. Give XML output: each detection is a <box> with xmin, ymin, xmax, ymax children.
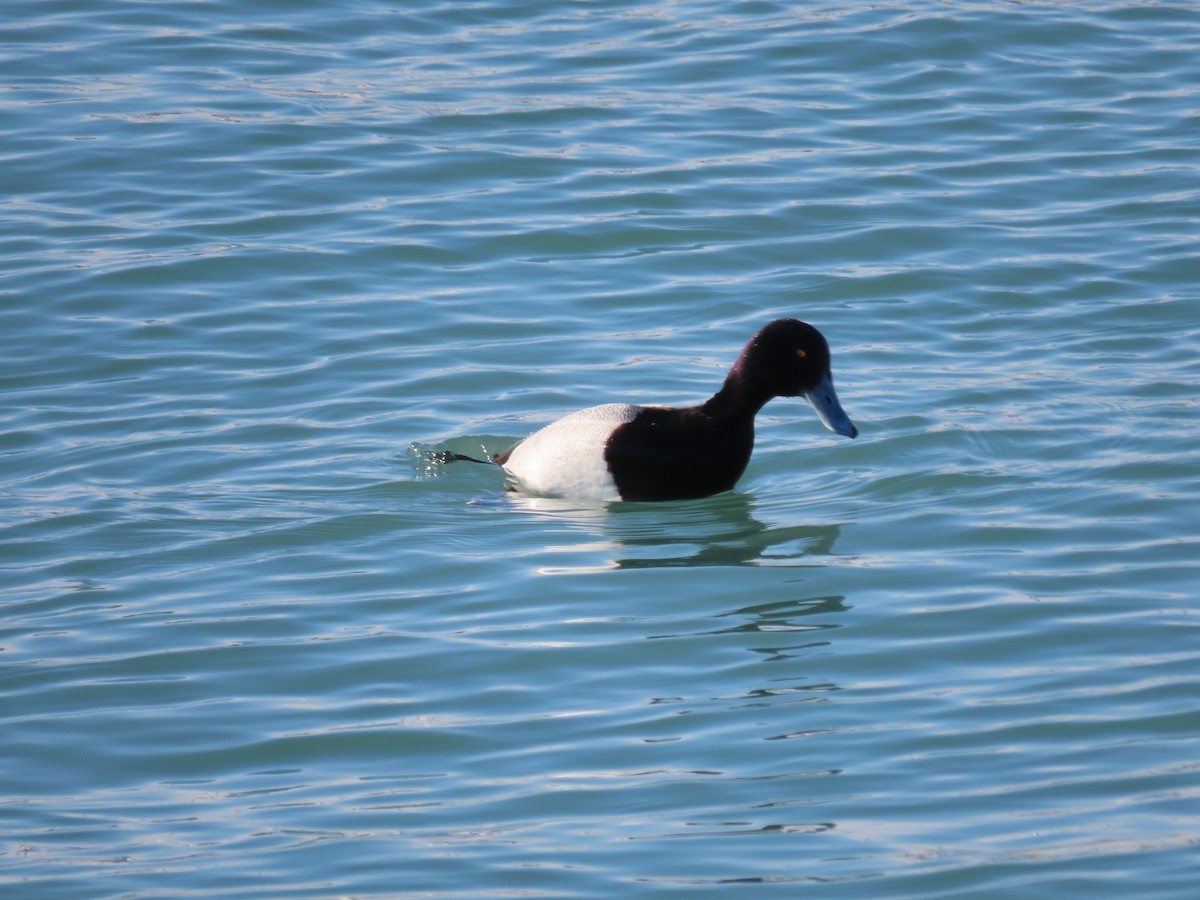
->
<box><xmin>3</xmin><ymin>1</ymin><xmax>1199</xmax><ymax>897</ymax></box>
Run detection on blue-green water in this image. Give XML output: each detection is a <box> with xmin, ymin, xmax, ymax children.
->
<box><xmin>3</xmin><ymin>1</ymin><xmax>1199</xmax><ymax>896</ymax></box>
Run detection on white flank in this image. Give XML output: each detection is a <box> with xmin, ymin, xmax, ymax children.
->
<box><xmin>501</xmin><ymin>403</ymin><xmax>640</xmax><ymax>501</ymax></box>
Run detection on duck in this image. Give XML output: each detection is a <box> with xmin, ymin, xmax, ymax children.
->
<box><xmin>483</xmin><ymin>318</ymin><xmax>857</xmax><ymax>502</ymax></box>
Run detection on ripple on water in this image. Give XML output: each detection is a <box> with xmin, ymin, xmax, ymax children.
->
<box><xmin>3</xmin><ymin>1</ymin><xmax>1200</xmax><ymax>897</ymax></box>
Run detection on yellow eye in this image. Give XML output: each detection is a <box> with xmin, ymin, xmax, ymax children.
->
<box><xmin>795</xmin><ymin>349</ymin><xmax>807</xmax><ymax>359</ymax></box>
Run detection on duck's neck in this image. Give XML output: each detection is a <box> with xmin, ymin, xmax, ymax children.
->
<box><xmin>700</xmin><ymin>372</ymin><xmax>774</xmax><ymax>421</ymax></box>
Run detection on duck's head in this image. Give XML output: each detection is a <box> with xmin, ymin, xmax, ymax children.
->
<box><xmin>731</xmin><ymin>318</ymin><xmax>858</xmax><ymax>438</ymax></box>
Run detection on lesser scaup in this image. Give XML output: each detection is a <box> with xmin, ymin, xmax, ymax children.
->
<box><xmin>487</xmin><ymin>318</ymin><xmax>857</xmax><ymax>502</ymax></box>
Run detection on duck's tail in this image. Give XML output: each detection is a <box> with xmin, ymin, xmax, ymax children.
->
<box><xmin>428</xmin><ymin>450</ymin><xmax>495</xmax><ymax>466</ymax></box>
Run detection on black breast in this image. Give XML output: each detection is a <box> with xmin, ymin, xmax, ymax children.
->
<box><xmin>602</xmin><ymin>406</ymin><xmax>755</xmax><ymax>502</ymax></box>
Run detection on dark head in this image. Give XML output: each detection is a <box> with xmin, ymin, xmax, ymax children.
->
<box><xmin>724</xmin><ymin>318</ymin><xmax>858</xmax><ymax>438</ymax></box>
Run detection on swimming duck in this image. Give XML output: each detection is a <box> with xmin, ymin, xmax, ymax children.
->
<box><xmin>490</xmin><ymin>318</ymin><xmax>857</xmax><ymax>502</ymax></box>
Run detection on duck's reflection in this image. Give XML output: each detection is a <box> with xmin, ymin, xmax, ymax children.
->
<box><xmin>650</xmin><ymin>594</ymin><xmax>849</xmax><ymax>669</ymax></box>
<box><xmin>496</xmin><ymin>489</ymin><xmax>853</xmax><ymax>845</ymax></box>
<box><xmin>505</xmin><ymin>490</ymin><xmax>844</xmax><ymax>572</ymax></box>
